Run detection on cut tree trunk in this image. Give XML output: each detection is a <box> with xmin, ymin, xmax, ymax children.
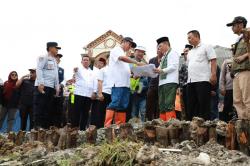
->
<box><xmin>105</xmin><ymin>127</ymin><xmax>116</xmax><ymax>143</ymax></box>
<box><xmin>30</xmin><ymin>129</ymin><xmax>38</xmax><ymax>142</ymax></box>
<box><xmin>37</xmin><ymin>129</ymin><xmax>46</xmax><ymax>143</ymax></box>
<box><xmin>144</xmin><ymin>124</ymin><xmax>156</xmax><ymax>143</ymax></box>
<box><xmin>156</xmin><ymin>126</ymin><xmax>169</xmax><ymax>147</ymax></box>
<box><xmin>119</xmin><ymin>123</ymin><xmax>135</xmax><ymax>140</ymax></box>
<box><xmin>226</xmin><ymin>121</ymin><xmax>237</xmax><ymax>150</ymax></box>
<box><xmin>235</xmin><ymin>120</ymin><xmax>250</xmax><ymax>155</ymax></box>
<box><xmin>15</xmin><ymin>130</ymin><xmax>26</xmax><ymax>146</ymax></box>
<box><xmin>86</xmin><ymin>125</ymin><xmax>97</xmax><ymax>144</ymax></box>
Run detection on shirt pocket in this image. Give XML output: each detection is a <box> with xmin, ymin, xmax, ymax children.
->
<box><xmin>47</xmin><ymin>60</ymin><xmax>55</xmax><ymax>70</ymax></box>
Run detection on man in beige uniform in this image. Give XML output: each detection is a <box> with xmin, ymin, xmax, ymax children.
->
<box><xmin>227</xmin><ymin>16</ymin><xmax>250</xmax><ymax>155</ymax></box>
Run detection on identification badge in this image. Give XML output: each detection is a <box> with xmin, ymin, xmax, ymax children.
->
<box><xmin>47</xmin><ymin>60</ymin><xmax>54</xmax><ymax>70</ymax></box>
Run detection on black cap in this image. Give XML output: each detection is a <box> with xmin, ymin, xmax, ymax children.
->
<box><xmin>226</xmin><ymin>16</ymin><xmax>247</xmax><ymax>27</ymax></box>
<box><xmin>28</xmin><ymin>68</ymin><xmax>36</xmax><ymax>72</ymax></box>
<box><xmin>122</xmin><ymin>37</ymin><xmax>137</xmax><ymax>48</ymax></box>
<box><xmin>156</xmin><ymin>37</ymin><xmax>169</xmax><ymax>45</ymax></box>
<box><xmin>57</xmin><ymin>54</ymin><xmax>63</xmax><ymax>58</ymax></box>
<box><xmin>47</xmin><ymin>42</ymin><xmax>61</xmax><ymax>50</ymax></box>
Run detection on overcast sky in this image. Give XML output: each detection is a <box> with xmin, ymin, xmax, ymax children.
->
<box><xmin>0</xmin><ymin>0</ymin><xmax>249</xmax><ymax>81</ymax></box>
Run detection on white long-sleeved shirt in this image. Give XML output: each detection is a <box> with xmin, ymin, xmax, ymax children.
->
<box><xmin>74</xmin><ymin>66</ymin><xmax>95</xmax><ymax>98</ymax></box>
<box><xmin>159</xmin><ymin>49</ymin><xmax>180</xmax><ymax>86</ymax></box>
<box><xmin>35</xmin><ymin>53</ymin><xmax>59</xmax><ymax>89</ymax></box>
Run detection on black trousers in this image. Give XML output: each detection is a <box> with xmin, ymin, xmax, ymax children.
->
<box><xmin>181</xmin><ymin>85</ymin><xmax>188</xmax><ymax>120</ymax></box>
<box><xmin>146</xmin><ymin>87</ymin><xmax>159</xmax><ymax>121</ymax></box>
<box><xmin>72</xmin><ymin>95</ymin><xmax>92</xmax><ymax>130</ymax></box>
<box><xmin>33</xmin><ymin>87</ymin><xmax>55</xmax><ymax>129</ymax></box>
<box><xmin>50</xmin><ymin>96</ymin><xmax>64</xmax><ymax>127</ymax></box>
<box><xmin>186</xmin><ymin>82</ymin><xmax>211</xmax><ymax>120</ymax></box>
<box><xmin>91</xmin><ymin>93</ymin><xmax>111</xmax><ymax>128</ymax></box>
<box><xmin>19</xmin><ymin>104</ymin><xmax>33</xmax><ymax>131</ymax></box>
<box><xmin>219</xmin><ymin>90</ymin><xmax>234</xmax><ymax>122</ymax></box>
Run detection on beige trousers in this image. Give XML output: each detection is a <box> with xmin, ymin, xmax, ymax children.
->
<box><xmin>233</xmin><ymin>71</ymin><xmax>250</xmax><ymax>119</ymax></box>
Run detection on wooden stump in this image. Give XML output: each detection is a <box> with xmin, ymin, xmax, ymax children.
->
<box><xmin>167</xmin><ymin>126</ymin><xmax>180</xmax><ymax>145</ymax></box>
<box><xmin>37</xmin><ymin>129</ymin><xmax>46</xmax><ymax>142</ymax></box>
<box><xmin>156</xmin><ymin>126</ymin><xmax>169</xmax><ymax>147</ymax></box>
<box><xmin>208</xmin><ymin>125</ymin><xmax>217</xmax><ymax>141</ymax></box>
<box><xmin>105</xmin><ymin>127</ymin><xmax>116</xmax><ymax>143</ymax></box>
<box><xmin>86</xmin><ymin>125</ymin><xmax>97</xmax><ymax>144</ymax></box>
<box><xmin>235</xmin><ymin>120</ymin><xmax>250</xmax><ymax>155</ymax></box>
<box><xmin>30</xmin><ymin>129</ymin><xmax>38</xmax><ymax>142</ymax></box>
<box><xmin>15</xmin><ymin>130</ymin><xmax>26</xmax><ymax>146</ymax></box>
<box><xmin>69</xmin><ymin>128</ymin><xmax>78</xmax><ymax>148</ymax></box>
<box><xmin>196</xmin><ymin>126</ymin><xmax>208</xmax><ymax>146</ymax></box>
<box><xmin>180</xmin><ymin>121</ymin><xmax>191</xmax><ymax>141</ymax></box>
<box><xmin>7</xmin><ymin>132</ymin><xmax>16</xmax><ymax>143</ymax></box>
<box><xmin>226</xmin><ymin>121</ymin><xmax>237</xmax><ymax>150</ymax></box>
<box><xmin>119</xmin><ymin>123</ymin><xmax>135</xmax><ymax>140</ymax></box>
<box><xmin>144</xmin><ymin>124</ymin><xmax>156</xmax><ymax>143</ymax></box>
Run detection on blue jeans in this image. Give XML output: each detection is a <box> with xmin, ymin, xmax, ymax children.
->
<box><xmin>107</xmin><ymin>87</ymin><xmax>130</xmax><ymax>111</ymax></box>
<box><xmin>131</xmin><ymin>95</ymin><xmax>146</xmax><ymax>122</ymax></box>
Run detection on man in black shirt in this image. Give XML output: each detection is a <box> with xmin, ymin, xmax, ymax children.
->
<box><xmin>16</xmin><ymin>69</ymin><xmax>36</xmax><ymax>130</ymax></box>
<box><xmin>146</xmin><ymin>50</ymin><xmax>163</xmax><ymax>120</ymax></box>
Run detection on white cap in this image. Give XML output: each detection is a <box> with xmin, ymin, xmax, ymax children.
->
<box><xmin>135</xmin><ymin>46</ymin><xmax>146</xmax><ymax>52</ymax></box>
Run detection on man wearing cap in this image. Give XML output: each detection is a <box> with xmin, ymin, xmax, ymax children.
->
<box><xmin>154</xmin><ymin>37</ymin><xmax>180</xmax><ymax>121</ymax></box>
<box><xmin>16</xmin><ymin>69</ymin><xmax>36</xmax><ymax>130</ymax></box>
<box><xmin>226</xmin><ymin>16</ymin><xmax>250</xmax><ymax>120</ymax></box>
<box><xmin>129</xmin><ymin>46</ymin><xmax>148</xmax><ymax>122</ymax></box>
<box><xmin>186</xmin><ymin>30</ymin><xmax>217</xmax><ymax>121</ymax></box>
<box><xmin>51</xmin><ymin>53</ymin><xmax>65</xmax><ymax>127</ymax></box>
<box><xmin>179</xmin><ymin>44</ymin><xmax>193</xmax><ymax>120</ymax></box>
<box><xmin>227</xmin><ymin>16</ymin><xmax>250</xmax><ymax>155</ymax></box>
<box><xmin>104</xmin><ymin>37</ymin><xmax>144</xmax><ymax>127</ymax></box>
<box><xmin>33</xmin><ymin>42</ymin><xmax>60</xmax><ymax>129</ymax></box>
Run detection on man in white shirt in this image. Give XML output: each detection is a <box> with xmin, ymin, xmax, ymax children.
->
<box><xmin>73</xmin><ymin>55</ymin><xmax>95</xmax><ymax>130</ymax></box>
<box><xmin>104</xmin><ymin>37</ymin><xmax>143</xmax><ymax>127</ymax></box>
<box><xmin>186</xmin><ymin>30</ymin><xmax>217</xmax><ymax>120</ymax></box>
<box><xmin>154</xmin><ymin>37</ymin><xmax>180</xmax><ymax>121</ymax></box>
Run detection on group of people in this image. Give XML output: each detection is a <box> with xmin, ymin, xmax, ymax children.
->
<box><xmin>0</xmin><ymin>16</ymin><xmax>249</xmax><ymax>133</ymax></box>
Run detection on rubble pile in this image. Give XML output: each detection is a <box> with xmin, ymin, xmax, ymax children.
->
<box><xmin>0</xmin><ymin>118</ymin><xmax>250</xmax><ymax>166</ymax></box>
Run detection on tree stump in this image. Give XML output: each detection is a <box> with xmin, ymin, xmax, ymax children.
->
<box><xmin>69</xmin><ymin>128</ymin><xmax>79</xmax><ymax>148</ymax></box>
<box><xmin>180</xmin><ymin>121</ymin><xmax>191</xmax><ymax>141</ymax></box>
<box><xmin>15</xmin><ymin>130</ymin><xmax>26</xmax><ymax>146</ymax></box>
<box><xmin>105</xmin><ymin>127</ymin><xmax>116</xmax><ymax>143</ymax></box>
<box><xmin>235</xmin><ymin>120</ymin><xmax>250</xmax><ymax>155</ymax></box>
<box><xmin>57</xmin><ymin>128</ymin><xmax>67</xmax><ymax>150</ymax></box>
<box><xmin>30</xmin><ymin>129</ymin><xmax>38</xmax><ymax>142</ymax></box>
<box><xmin>144</xmin><ymin>124</ymin><xmax>156</xmax><ymax>143</ymax></box>
<box><xmin>119</xmin><ymin>123</ymin><xmax>135</xmax><ymax>140</ymax></box>
<box><xmin>156</xmin><ymin>126</ymin><xmax>169</xmax><ymax>147</ymax></box>
<box><xmin>86</xmin><ymin>125</ymin><xmax>97</xmax><ymax>144</ymax></box>
<box><xmin>37</xmin><ymin>129</ymin><xmax>46</xmax><ymax>143</ymax></box>
<box><xmin>226</xmin><ymin>121</ymin><xmax>237</xmax><ymax>150</ymax></box>
<box><xmin>167</xmin><ymin>125</ymin><xmax>180</xmax><ymax>145</ymax></box>
<box><xmin>208</xmin><ymin>124</ymin><xmax>217</xmax><ymax>141</ymax></box>
<box><xmin>7</xmin><ymin>132</ymin><xmax>16</xmax><ymax>143</ymax></box>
